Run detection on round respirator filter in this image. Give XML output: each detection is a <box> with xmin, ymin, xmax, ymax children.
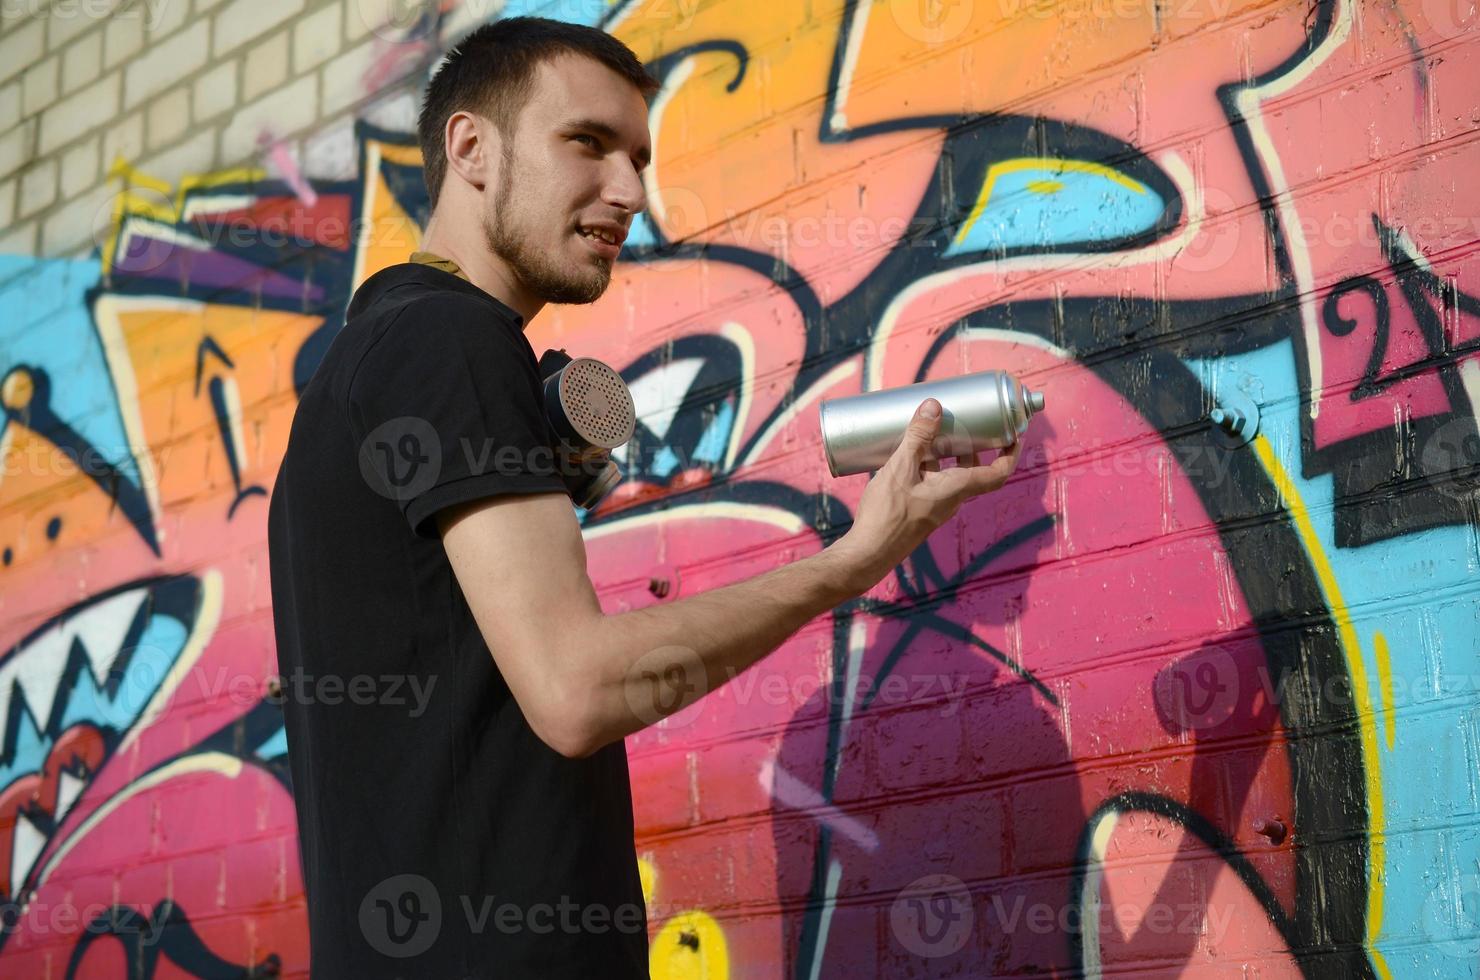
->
<box><xmin>548</xmin><ymin>357</ymin><xmax>636</xmax><ymax>450</ymax></box>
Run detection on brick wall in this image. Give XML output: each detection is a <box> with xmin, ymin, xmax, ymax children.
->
<box><xmin>0</xmin><ymin>0</ymin><xmax>1477</xmax><ymax>976</ymax></box>
<box><xmin>0</xmin><ymin>0</ymin><xmax>438</xmax><ymax>256</ymax></box>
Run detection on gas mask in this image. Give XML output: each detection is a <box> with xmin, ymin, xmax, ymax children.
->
<box><xmin>536</xmin><ymin>348</ymin><xmax>636</xmax><ymax>510</ymax></box>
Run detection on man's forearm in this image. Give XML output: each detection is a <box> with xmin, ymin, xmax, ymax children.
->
<box><xmin>568</xmin><ymin>543</ymin><xmax>866</xmax><ymax>753</ymax></box>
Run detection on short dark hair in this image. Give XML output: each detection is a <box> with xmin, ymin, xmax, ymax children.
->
<box><xmin>417</xmin><ymin>17</ymin><xmax>659</xmax><ymax>208</ymax></box>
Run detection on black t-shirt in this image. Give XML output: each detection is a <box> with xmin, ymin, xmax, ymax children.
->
<box><xmin>267</xmin><ymin>263</ymin><xmax>649</xmax><ymax>979</ymax></box>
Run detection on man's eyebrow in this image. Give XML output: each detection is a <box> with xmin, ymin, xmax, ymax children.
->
<box><xmin>565</xmin><ymin>118</ymin><xmax>652</xmax><ymax>169</ymax></box>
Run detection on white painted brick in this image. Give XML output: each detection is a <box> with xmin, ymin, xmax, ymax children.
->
<box><xmin>320</xmin><ymin>37</ymin><xmax>377</xmax><ymax>116</ymax></box>
<box><xmin>61</xmin><ymin>30</ymin><xmax>102</xmax><ymax>94</ymax></box>
<box><xmin>194</xmin><ymin>0</ymin><xmax>228</xmax><ymax>12</ymax></box>
<box><xmin>213</xmin><ymin>0</ymin><xmax>305</xmax><ymax>57</ymax></box>
<box><xmin>59</xmin><ymin>134</ymin><xmax>98</xmax><ymax>196</ymax></box>
<box><xmin>39</xmin><ymin>71</ymin><xmax>120</xmax><ymax>155</ymax></box>
<box><xmin>137</xmin><ymin>125</ymin><xmax>215</xmax><ymax>179</ymax></box>
<box><xmin>124</xmin><ymin>18</ymin><xmax>207</xmax><ymax>108</ymax></box>
<box><xmin>103</xmin><ymin>11</ymin><xmax>145</xmax><ymax>69</ymax></box>
<box><xmin>301</xmin><ymin>113</ymin><xmax>355</xmax><ymax>179</ymax></box>
<box><xmin>243</xmin><ymin>30</ymin><xmax>289</xmax><ymax>102</ymax></box>
<box><xmin>41</xmin><ymin>183</ymin><xmax>112</xmax><ymax>255</ymax></box>
<box><xmin>220</xmin><ymin>72</ymin><xmax>316</xmax><ymax>163</ymax></box>
<box><xmin>294</xmin><ymin>1</ymin><xmax>342</xmax><ymax>73</ymax></box>
<box><xmin>342</xmin><ymin>0</ymin><xmax>379</xmax><ymax>42</ymax></box>
<box><xmin>0</xmin><ymin>178</ymin><xmax>14</xmax><ymax>230</ymax></box>
<box><xmin>46</xmin><ymin>4</ymin><xmax>100</xmax><ymax>49</ymax></box>
<box><xmin>0</xmin><ymin>120</ymin><xmax>34</xmax><ymax>180</ymax></box>
<box><xmin>360</xmin><ymin>86</ymin><xmax>416</xmax><ymax>131</ymax></box>
<box><xmin>437</xmin><ymin>0</ymin><xmax>480</xmax><ymax>46</ymax></box>
<box><xmin>21</xmin><ymin>56</ymin><xmax>57</xmax><ymax>117</ymax></box>
<box><xmin>263</xmin><ymin>135</ymin><xmax>303</xmax><ymax>182</ymax></box>
<box><xmin>18</xmin><ymin>159</ymin><xmax>58</xmax><ymax>218</ymax></box>
<box><xmin>0</xmin><ymin>220</ymin><xmax>37</xmax><ymax>255</ymax></box>
<box><xmin>193</xmin><ymin>59</ymin><xmax>238</xmax><ymax>121</ymax></box>
<box><xmin>100</xmin><ymin>110</ymin><xmax>143</xmax><ymax>168</ymax></box>
<box><xmin>0</xmin><ymin>21</ymin><xmax>44</xmax><ymax>85</ymax></box>
<box><xmin>147</xmin><ymin>86</ymin><xmax>189</xmax><ymax>149</ymax></box>
<box><xmin>0</xmin><ymin>82</ymin><xmax>20</xmax><ymax>130</ymax></box>
<box><xmin>148</xmin><ymin>0</ymin><xmax>188</xmax><ymax>39</ymax></box>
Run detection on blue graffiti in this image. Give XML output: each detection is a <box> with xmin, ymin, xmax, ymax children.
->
<box><xmin>945</xmin><ymin>159</ymin><xmax>1167</xmax><ymax>257</ymax></box>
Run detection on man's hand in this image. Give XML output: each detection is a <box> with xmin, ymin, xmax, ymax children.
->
<box><xmin>830</xmin><ymin>397</ymin><xmax>1023</xmax><ymax>591</ymax></box>
<box><xmin>437</xmin><ymin>398</ymin><xmax>1019</xmax><ymax>759</ymax></box>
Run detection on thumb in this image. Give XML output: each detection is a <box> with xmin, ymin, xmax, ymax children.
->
<box><xmin>902</xmin><ymin>398</ymin><xmax>942</xmax><ymax>459</ymax></box>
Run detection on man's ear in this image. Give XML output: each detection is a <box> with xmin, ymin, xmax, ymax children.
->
<box><xmin>444</xmin><ymin>110</ymin><xmax>495</xmax><ymax>192</ymax></box>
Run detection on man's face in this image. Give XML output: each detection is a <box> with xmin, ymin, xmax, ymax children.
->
<box><xmin>483</xmin><ymin>53</ymin><xmax>651</xmax><ymax>305</ymax></box>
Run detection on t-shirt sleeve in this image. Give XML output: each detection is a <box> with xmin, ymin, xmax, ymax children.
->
<box><xmin>345</xmin><ymin>293</ymin><xmax>570</xmax><ymax>537</ymax></box>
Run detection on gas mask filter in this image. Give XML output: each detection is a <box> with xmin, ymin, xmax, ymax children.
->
<box><xmin>537</xmin><ymin>348</ymin><xmax>636</xmax><ymax>510</ymax></box>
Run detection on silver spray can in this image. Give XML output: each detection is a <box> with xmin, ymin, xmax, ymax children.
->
<box><xmin>819</xmin><ymin>370</ymin><xmax>1045</xmax><ymax>477</ymax></box>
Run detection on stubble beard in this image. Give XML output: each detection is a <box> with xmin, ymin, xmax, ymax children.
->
<box><xmin>483</xmin><ymin>147</ymin><xmax>612</xmax><ymax>305</ymax></box>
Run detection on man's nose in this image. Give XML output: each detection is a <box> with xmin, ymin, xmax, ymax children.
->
<box><xmin>602</xmin><ymin>161</ymin><xmax>647</xmax><ymax>215</ymax></box>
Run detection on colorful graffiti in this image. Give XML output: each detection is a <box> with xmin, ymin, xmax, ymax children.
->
<box><xmin>0</xmin><ymin>0</ymin><xmax>1476</xmax><ymax>975</ymax></box>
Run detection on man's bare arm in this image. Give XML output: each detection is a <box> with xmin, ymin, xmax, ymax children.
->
<box><xmin>439</xmin><ymin>397</ymin><xmax>1020</xmax><ymax>758</ymax></box>
<box><xmin>439</xmin><ymin>486</ymin><xmax>866</xmax><ymax>757</ymax></box>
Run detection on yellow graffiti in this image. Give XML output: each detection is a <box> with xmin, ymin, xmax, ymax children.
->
<box><xmin>651</xmin><ymin>910</ymin><xmax>730</xmax><ymax>980</ymax></box>
<box><xmin>1373</xmin><ymin>630</ymin><xmax>1396</xmax><ymax>751</ymax></box>
<box><xmin>101</xmin><ymin>160</ymin><xmax>266</xmax><ymax>275</ymax></box>
<box><xmin>640</xmin><ymin>855</ymin><xmax>730</xmax><ymax>979</ymax></box>
<box><xmin>1</xmin><ymin>368</ymin><xmax>34</xmax><ymax>410</ymax></box>
<box><xmin>638</xmin><ymin>855</ymin><xmax>656</xmax><ymax>904</ymax></box>
<box><xmin>1252</xmin><ymin>435</ymin><xmax>1391</xmax><ymax>980</ymax></box>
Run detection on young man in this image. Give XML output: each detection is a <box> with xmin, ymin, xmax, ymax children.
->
<box><xmin>267</xmin><ymin>16</ymin><xmax>1022</xmax><ymax>979</ymax></box>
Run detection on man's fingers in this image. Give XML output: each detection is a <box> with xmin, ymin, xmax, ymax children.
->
<box><xmin>922</xmin><ymin>459</ymin><xmax>941</xmax><ymax>472</ymax></box>
<box><xmin>897</xmin><ymin>398</ymin><xmax>943</xmax><ymax>465</ymax></box>
<box><xmin>963</xmin><ymin>439</ymin><xmax>1024</xmax><ymax>492</ymax></box>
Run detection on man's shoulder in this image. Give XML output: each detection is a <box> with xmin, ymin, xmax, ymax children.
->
<box><xmin>348</xmin><ymin>262</ymin><xmax>519</xmax><ymax>332</ymax></box>
<box><xmin>324</xmin><ymin>266</ymin><xmax>488</xmax><ymax>379</ymax></box>
<box><xmin>337</xmin><ymin>266</ymin><xmax>526</xmax><ymax>383</ymax></box>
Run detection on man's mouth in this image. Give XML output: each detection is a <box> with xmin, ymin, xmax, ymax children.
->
<box><xmin>577</xmin><ymin>224</ymin><xmax>625</xmax><ymax>260</ymax></box>
<box><xmin>579</xmin><ymin>227</ymin><xmax>621</xmax><ymax>245</ymax></box>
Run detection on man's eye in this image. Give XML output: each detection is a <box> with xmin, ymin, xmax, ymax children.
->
<box><xmin>573</xmin><ymin>134</ymin><xmax>599</xmax><ymax>148</ymax></box>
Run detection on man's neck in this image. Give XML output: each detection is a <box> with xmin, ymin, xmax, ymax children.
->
<box><xmin>419</xmin><ymin>219</ymin><xmax>545</xmax><ymax>327</ymax></box>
